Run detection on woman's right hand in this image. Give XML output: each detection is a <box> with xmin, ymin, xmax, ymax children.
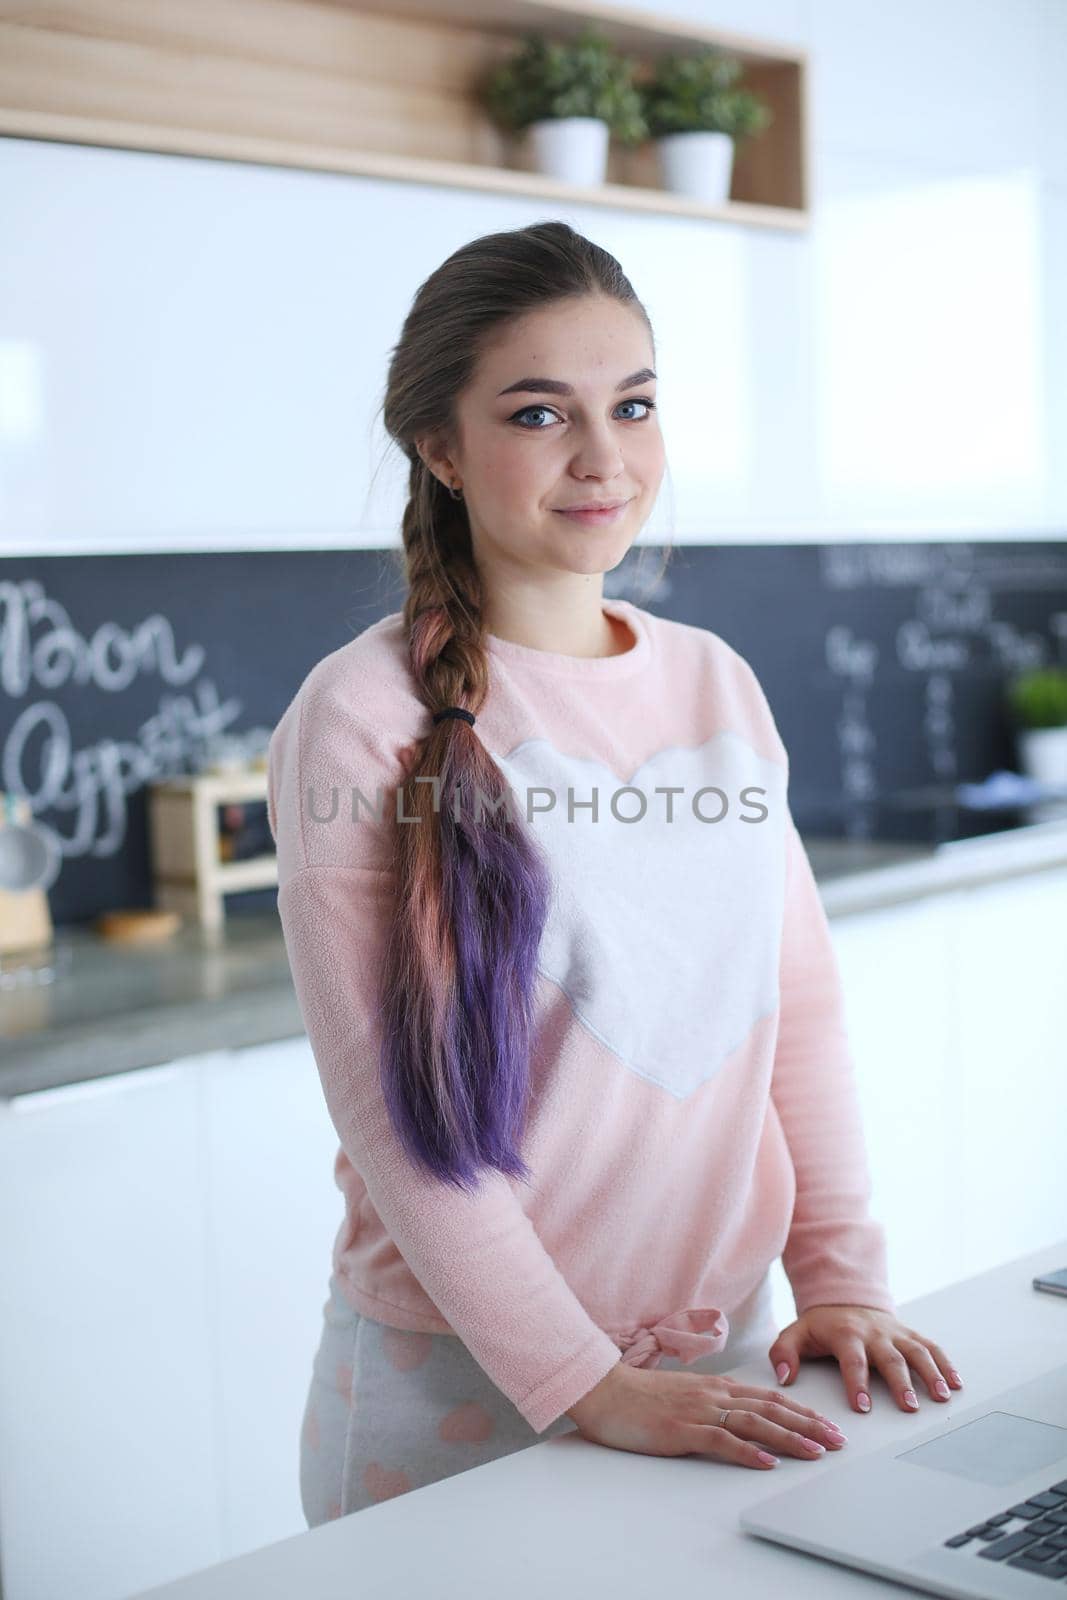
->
<box><xmin>564</xmin><ymin>1361</ymin><xmax>848</xmax><ymax>1469</ymax></box>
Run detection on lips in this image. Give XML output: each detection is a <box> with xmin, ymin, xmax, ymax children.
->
<box><xmin>555</xmin><ymin>499</ymin><xmax>629</xmax><ymax>512</ymax></box>
<box><xmin>554</xmin><ymin>499</ymin><xmax>632</xmax><ymax>523</ymax></box>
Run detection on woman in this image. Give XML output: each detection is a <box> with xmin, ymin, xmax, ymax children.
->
<box><xmin>268</xmin><ymin>220</ymin><xmax>962</xmax><ymax>1525</ymax></box>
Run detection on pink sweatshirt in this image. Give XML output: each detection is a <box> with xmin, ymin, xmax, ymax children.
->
<box><xmin>267</xmin><ymin>596</ymin><xmax>895</xmax><ymax>1434</ymax></box>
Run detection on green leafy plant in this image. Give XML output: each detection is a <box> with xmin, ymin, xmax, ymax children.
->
<box><xmin>1006</xmin><ymin>667</ymin><xmax>1067</xmax><ymax>730</ymax></box>
<box><xmin>641</xmin><ymin>47</ymin><xmax>773</xmax><ymax>141</ymax></box>
<box><xmin>481</xmin><ymin>27</ymin><xmax>648</xmax><ymax>147</ymax></box>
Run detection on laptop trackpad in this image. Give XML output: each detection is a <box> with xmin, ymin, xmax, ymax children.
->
<box><xmin>897</xmin><ymin>1411</ymin><xmax>1067</xmax><ymax>1488</ymax></box>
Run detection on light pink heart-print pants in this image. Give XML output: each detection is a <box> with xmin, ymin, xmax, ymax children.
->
<box><xmin>299</xmin><ymin>1267</ymin><xmax>778</xmax><ymax>1525</ymax></box>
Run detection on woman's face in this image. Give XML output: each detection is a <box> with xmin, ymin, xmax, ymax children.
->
<box><xmin>425</xmin><ymin>294</ymin><xmax>666</xmax><ymax>583</ymax></box>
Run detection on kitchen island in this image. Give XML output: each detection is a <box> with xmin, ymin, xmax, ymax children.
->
<box><xmin>125</xmin><ymin>1237</ymin><xmax>1067</xmax><ymax>1600</ymax></box>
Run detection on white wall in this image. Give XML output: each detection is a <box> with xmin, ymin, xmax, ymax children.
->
<box><xmin>0</xmin><ymin>0</ymin><xmax>1064</xmax><ymax>554</ymax></box>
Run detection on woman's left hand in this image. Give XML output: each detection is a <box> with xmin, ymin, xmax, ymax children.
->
<box><xmin>768</xmin><ymin>1305</ymin><xmax>964</xmax><ymax>1414</ymax></box>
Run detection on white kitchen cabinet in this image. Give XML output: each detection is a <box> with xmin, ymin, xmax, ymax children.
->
<box><xmin>951</xmin><ymin>866</ymin><xmax>1067</xmax><ymax>1278</ymax></box>
<box><xmin>0</xmin><ymin>1057</ymin><xmax>228</xmax><ymax>1600</ymax></box>
<box><xmin>0</xmin><ymin>1038</ymin><xmax>344</xmax><ymax>1600</ymax></box>
<box><xmin>829</xmin><ymin>865</ymin><xmax>1067</xmax><ymax>1312</ymax></box>
<box><xmin>830</xmin><ymin>892</ymin><xmax>963</xmax><ymax>1307</ymax></box>
<box><xmin>201</xmin><ymin>1035</ymin><xmax>344</xmax><ymax>1559</ymax></box>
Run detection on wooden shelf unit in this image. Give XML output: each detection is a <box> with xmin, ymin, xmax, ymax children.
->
<box><xmin>148</xmin><ymin>769</ymin><xmax>277</xmax><ymax>932</ymax></box>
<box><xmin>0</xmin><ymin>0</ymin><xmax>810</xmax><ymax>229</ymax></box>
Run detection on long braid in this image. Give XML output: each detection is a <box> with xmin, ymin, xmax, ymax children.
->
<box><xmin>374</xmin><ymin>219</ymin><xmax>665</xmax><ymax>1192</ymax></box>
<box><xmin>376</xmin><ymin>459</ymin><xmax>552</xmax><ymax>1191</ymax></box>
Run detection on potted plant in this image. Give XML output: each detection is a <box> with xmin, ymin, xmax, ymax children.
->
<box><xmin>640</xmin><ymin>47</ymin><xmax>773</xmax><ymax>204</ymax></box>
<box><xmin>1006</xmin><ymin>666</ymin><xmax>1067</xmax><ymax>789</ymax></box>
<box><xmin>481</xmin><ymin>27</ymin><xmax>647</xmax><ymax>187</ymax></box>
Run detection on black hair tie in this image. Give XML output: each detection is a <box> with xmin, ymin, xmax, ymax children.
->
<box><xmin>432</xmin><ymin>707</ymin><xmax>476</xmax><ymax>727</ymax></box>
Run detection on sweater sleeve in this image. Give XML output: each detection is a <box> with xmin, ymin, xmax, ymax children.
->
<box><xmin>771</xmin><ymin>811</ymin><xmax>897</xmax><ymax>1317</ymax></box>
<box><xmin>268</xmin><ymin>695</ymin><xmax>622</xmax><ymax>1434</ymax></box>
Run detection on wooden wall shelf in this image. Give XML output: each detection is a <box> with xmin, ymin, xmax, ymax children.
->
<box><xmin>0</xmin><ymin>0</ymin><xmax>811</xmax><ymax>229</ymax></box>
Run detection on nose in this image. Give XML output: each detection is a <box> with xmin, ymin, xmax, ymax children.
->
<box><xmin>568</xmin><ymin>424</ymin><xmax>626</xmax><ymax>481</ymax></box>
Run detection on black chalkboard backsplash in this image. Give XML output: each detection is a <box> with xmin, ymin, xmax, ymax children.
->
<box><xmin>2</xmin><ymin>541</ymin><xmax>1065</xmax><ymax>926</ymax></box>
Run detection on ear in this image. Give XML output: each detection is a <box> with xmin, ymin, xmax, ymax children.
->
<box><xmin>415</xmin><ymin>430</ymin><xmax>457</xmax><ymax>493</ymax></box>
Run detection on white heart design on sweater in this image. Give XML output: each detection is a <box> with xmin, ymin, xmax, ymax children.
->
<box><xmin>495</xmin><ymin>732</ymin><xmax>789</xmax><ymax>1100</ymax></box>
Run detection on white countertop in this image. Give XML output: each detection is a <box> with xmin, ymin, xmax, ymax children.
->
<box><xmin>813</xmin><ymin>812</ymin><xmax>1067</xmax><ymax>916</ymax></box>
<box><xmin>130</xmin><ymin>1236</ymin><xmax>1067</xmax><ymax>1600</ymax></box>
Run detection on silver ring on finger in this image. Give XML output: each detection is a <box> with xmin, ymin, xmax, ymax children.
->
<box><xmin>719</xmin><ymin>1408</ymin><xmax>731</xmax><ymax>1427</ymax></box>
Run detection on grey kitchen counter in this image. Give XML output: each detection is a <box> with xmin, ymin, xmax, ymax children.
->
<box><xmin>0</xmin><ymin>911</ymin><xmax>304</xmax><ymax>1101</ymax></box>
<box><xmin>3</xmin><ymin>815</ymin><xmax>1067</xmax><ymax>1102</ymax></box>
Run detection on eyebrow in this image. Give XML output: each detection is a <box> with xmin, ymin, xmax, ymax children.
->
<box><xmin>496</xmin><ymin>367</ymin><xmax>657</xmax><ymax>398</ymax></box>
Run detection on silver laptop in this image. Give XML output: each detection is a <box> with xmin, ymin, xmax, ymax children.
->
<box><xmin>739</xmin><ymin>1362</ymin><xmax>1067</xmax><ymax>1597</ymax></box>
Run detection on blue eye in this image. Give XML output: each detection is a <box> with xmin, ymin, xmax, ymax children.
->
<box><xmin>509</xmin><ymin>397</ymin><xmax>657</xmax><ymax>429</ymax></box>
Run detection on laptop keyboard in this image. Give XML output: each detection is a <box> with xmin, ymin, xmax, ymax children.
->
<box><xmin>943</xmin><ymin>1476</ymin><xmax>1067</xmax><ymax>1579</ymax></box>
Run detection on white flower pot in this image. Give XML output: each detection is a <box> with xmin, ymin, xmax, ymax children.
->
<box><xmin>526</xmin><ymin>116</ymin><xmax>610</xmax><ymax>186</ymax></box>
<box><xmin>656</xmin><ymin>130</ymin><xmax>735</xmax><ymax>204</ymax></box>
<box><xmin>1017</xmin><ymin>726</ymin><xmax>1067</xmax><ymax>790</ymax></box>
